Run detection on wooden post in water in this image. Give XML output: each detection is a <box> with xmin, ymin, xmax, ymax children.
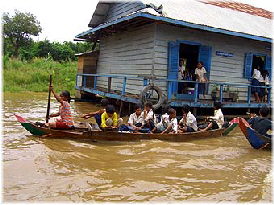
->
<box><xmin>46</xmin><ymin>75</ymin><xmax>52</xmax><ymax>123</ymax></box>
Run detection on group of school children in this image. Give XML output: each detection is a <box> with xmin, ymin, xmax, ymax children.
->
<box><xmin>119</xmin><ymin>101</ymin><xmax>224</xmax><ymax>134</ymax></box>
<box><xmin>45</xmin><ymin>86</ymin><xmax>225</xmax><ymax>133</ymax></box>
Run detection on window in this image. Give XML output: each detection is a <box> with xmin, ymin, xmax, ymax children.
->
<box><xmin>244</xmin><ymin>53</ymin><xmax>271</xmax><ymax>79</ymax></box>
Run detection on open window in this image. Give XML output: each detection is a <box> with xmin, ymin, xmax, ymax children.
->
<box><xmin>244</xmin><ymin>53</ymin><xmax>271</xmax><ymax>79</ymax></box>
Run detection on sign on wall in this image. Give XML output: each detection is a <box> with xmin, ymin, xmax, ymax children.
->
<box><xmin>216</xmin><ymin>51</ymin><xmax>234</xmax><ymax>57</ymax></box>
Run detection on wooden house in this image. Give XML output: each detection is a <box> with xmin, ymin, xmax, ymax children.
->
<box><xmin>75</xmin><ymin>0</ymin><xmax>272</xmax><ymax>109</ymax></box>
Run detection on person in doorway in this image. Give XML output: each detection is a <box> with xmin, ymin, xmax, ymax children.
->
<box><xmin>101</xmin><ymin>104</ymin><xmax>123</xmax><ymax>129</ymax></box>
<box><xmin>178</xmin><ymin>58</ymin><xmax>187</xmax><ymax>94</ymax></box>
<box><xmin>195</xmin><ymin>61</ymin><xmax>208</xmax><ymax>98</ymax></box>
<box><xmin>248</xmin><ymin>106</ymin><xmax>272</xmax><ymax>138</ymax></box>
<box><xmin>251</xmin><ymin>66</ymin><xmax>262</xmax><ymax>102</ymax></box>
<box><xmin>178</xmin><ymin>105</ymin><xmax>198</xmax><ymax>133</ymax></box>
<box><xmin>259</xmin><ymin>70</ymin><xmax>270</xmax><ymax>102</ymax></box>
<box><xmin>46</xmin><ymin>87</ymin><xmax>74</xmax><ymax>129</ymax></box>
<box><xmin>178</xmin><ymin>58</ymin><xmax>186</xmax><ymax>79</ymax></box>
<box><xmin>201</xmin><ymin>102</ymin><xmax>224</xmax><ymax>131</ymax></box>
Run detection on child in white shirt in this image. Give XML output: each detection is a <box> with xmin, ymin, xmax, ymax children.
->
<box><xmin>178</xmin><ymin>105</ymin><xmax>198</xmax><ymax>133</ymax></box>
<box><xmin>195</xmin><ymin>61</ymin><xmax>208</xmax><ymax>98</ymax></box>
<box><xmin>154</xmin><ymin>108</ymin><xmax>178</xmax><ymax>134</ymax></box>
<box><xmin>128</xmin><ymin>104</ymin><xmax>144</xmax><ymax>131</ymax></box>
<box><xmin>201</xmin><ymin>102</ymin><xmax>224</xmax><ymax>131</ymax></box>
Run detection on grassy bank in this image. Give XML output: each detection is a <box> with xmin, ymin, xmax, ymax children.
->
<box><xmin>3</xmin><ymin>57</ymin><xmax>77</xmax><ymax>95</ymax></box>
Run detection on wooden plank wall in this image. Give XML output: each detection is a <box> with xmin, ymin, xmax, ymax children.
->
<box><xmin>96</xmin><ymin>24</ymin><xmax>156</xmax><ymax>95</ymax></box>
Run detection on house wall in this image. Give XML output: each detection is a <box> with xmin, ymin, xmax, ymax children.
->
<box><xmin>95</xmin><ymin>22</ymin><xmax>271</xmax><ymax>101</ymax></box>
<box><xmin>96</xmin><ymin>23</ymin><xmax>156</xmax><ymax>95</ymax></box>
<box><xmin>154</xmin><ymin>23</ymin><xmax>271</xmax><ymax>101</ymax></box>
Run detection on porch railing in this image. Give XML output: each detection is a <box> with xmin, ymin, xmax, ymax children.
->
<box><xmin>76</xmin><ymin>73</ymin><xmax>272</xmax><ymax>104</ymax></box>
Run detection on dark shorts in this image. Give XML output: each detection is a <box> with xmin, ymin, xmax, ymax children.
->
<box><xmin>143</xmin><ymin>119</ymin><xmax>155</xmax><ymax>130</ymax></box>
<box><xmin>259</xmin><ymin>82</ymin><xmax>266</xmax><ymax>97</ymax></box>
<box><xmin>186</xmin><ymin>126</ymin><xmax>195</xmax><ymax>132</ymax></box>
<box><xmin>94</xmin><ymin>113</ymin><xmax>101</xmax><ymax>125</ymax></box>
<box><xmin>198</xmin><ymin>83</ymin><xmax>206</xmax><ymax>95</ymax></box>
<box><xmin>251</xmin><ymin>78</ymin><xmax>261</xmax><ymax>94</ymax></box>
<box><xmin>211</xmin><ymin>121</ymin><xmax>219</xmax><ymax>130</ymax></box>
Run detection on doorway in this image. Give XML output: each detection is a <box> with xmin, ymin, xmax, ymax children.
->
<box><xmin>178</xmin><ymin>43</ymin><xmax>199</xmax><ymax>94</ymax></box>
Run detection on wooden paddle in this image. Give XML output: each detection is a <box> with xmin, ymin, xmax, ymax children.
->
<box><xmin>46</xmin><ymin>75</ymin><xmax>52</xmax><ymax>123</ymax></box>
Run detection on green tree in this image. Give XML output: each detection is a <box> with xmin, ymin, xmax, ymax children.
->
<box><xmin>3</xmin><ymin>10</ymin><xmax>42</xmax><ymax>57</ymax></box>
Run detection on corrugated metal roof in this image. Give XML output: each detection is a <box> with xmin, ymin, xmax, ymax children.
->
<box><xmin>141</xmin><ymin>0</ymin><xmax>272</xmax><ymax>39</ymax></box>
<box><xmin>78</xmin><ymin>0</ymin><xmax>272</xmax><ymax>41</ymax></box>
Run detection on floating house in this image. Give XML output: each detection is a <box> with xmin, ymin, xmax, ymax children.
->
<box><xmin>75</xmin><ymin>0</ymin><xmax>272</xmax><ymax>110</ymax></box>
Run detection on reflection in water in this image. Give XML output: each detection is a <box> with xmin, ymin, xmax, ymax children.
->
<box><xmin>3</xmin><ymin>92</ymin><xmax>272</xmax><ymax>202</ymax></box>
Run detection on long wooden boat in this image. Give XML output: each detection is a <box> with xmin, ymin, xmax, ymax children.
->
<box><xmin>238</xmin><ymin>117</ymin><xmax>271</xmax><ymax>150</ymax></box>
<box><xmin>14</xmin><ymin>114</ymin><xmax>229</xmax><ymax>142</ymax></box>
<box><xmin>222</xmin><ymin>118</ymin><xmax>239</xmax><ymax>136</ymax></box>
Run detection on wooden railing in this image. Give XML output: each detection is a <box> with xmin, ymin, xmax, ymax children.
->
<box><xmin>76</xmin><ymin>73</ymin><xmax>272</xmax><ymax>105</ymax></box>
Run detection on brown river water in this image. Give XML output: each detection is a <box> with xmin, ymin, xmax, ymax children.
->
<box><xmin>3</xmin><ymin>92</ymin><xmax>272</xmax><ymax>202</ymax></box>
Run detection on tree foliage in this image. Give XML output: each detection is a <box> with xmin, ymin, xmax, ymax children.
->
<box><xmin>3</xmin><ymin>10</ymin><xmax>96</xmax><ymax>62</ymax></box>
<box><xmin>3</xmin><ymin>10</ymin><xmax>42</xmax><ymax>57</ymax></box>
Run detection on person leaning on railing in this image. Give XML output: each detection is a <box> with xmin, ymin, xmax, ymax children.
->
<box><xmin>195</xmin><ymin>61</ymin><xmax>208</xmax><ymax>98</ymax></box>
<box><xmin>259</xmin><ymin>70</ymin><xmax>270</xmax><ymax>103</ymax></box>
<box><xmin>251</xmin><ymin>66</ymin><xmax>263</xmax><ymax>103</ymax></box>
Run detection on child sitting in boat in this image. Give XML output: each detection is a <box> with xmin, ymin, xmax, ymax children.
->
<box><xmin>127</xmin><ymin>104</ymin><xmax>144</xmax><ymax>131</ymax></box>
<box><xmin>46</xmin><ymin>87</ymin><xmax>74</xmax><ymax>129</ymax></box>
<box><xmin>82</xmin><ymin>98</ymin><xmax>109</xmax><ymax>126</ymax></box>
<box><xmin>201</xmin><ymin>102</ymin><xmax>224</xmax><ymax>131</ymax></box>
<box><xmin>101</xmin><ymin>105</ymin><xmax>123</xmax><ymax>129</ymax></box>
<box><xmin>248</xmin><ymin>106</ymin><xmax>272</xmax><ymax>138</ymax></box>
<box><xmin>178</xmin><ymin>105</ymin><xmax>198</xmax><ymax>133</ymax></box>
<box><xmin>154</xmin><ymin>108</ymin><xmax>178</xmax><ymax>134</ymax></box>
<box><xmin>152</xmin><ymin>107</ymin><xmax>169</xmax><ymax>133</ymax></box>
<box><xmin>119</xmin><ymin>104</ymin><xmax>144</xmax><ymax>132</ymax></box>
<box><xmin>141</xmin><ymin>102</ymin><xmax>157</xmax><ymax>132</ymax></box>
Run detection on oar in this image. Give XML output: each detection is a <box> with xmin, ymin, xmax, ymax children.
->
<box><xmin>46</xmin><ymin>75</ymin><xmax>52</xmax><ymax>123</ymax></box>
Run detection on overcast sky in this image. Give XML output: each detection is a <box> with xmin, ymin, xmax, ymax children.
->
<box><xmin>2</xmin><ymin>0</ymin><xmax>273</xmax><ymax>42</ymax></box>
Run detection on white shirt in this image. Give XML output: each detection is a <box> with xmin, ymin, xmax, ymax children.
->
<box><xmin>178</xmin><ymin>66</ymin><xmax>185</xmax><ymax>80</ymax></box>
<box><xmin>260</xmin><ymin>75</ymin><xmax>270</xmax><ymax>85</ymax></box>
<box><xmin>168</xmin><ymin>117</ymin><xmax>178</xmax><ymax>133</ymax></box>
<box><xmin>210</xmin><ymin>109</ymin><xmax>224</xmax><ymax>128</ymax></box>
<box><xmin>253</xmin><ymin>69</ymin><xmax>262</xmax><ymax>81</ymax></box>
<box><xmin>128</xmin><ymin>113</ymin><xmax>144</xmax><ymax>126</ymax></box>
<box><xmin>159</xmin><ymin>113</ymin><xmax>169</xmax><ymax>127</ymax></box>
<box><xmin>143</xmin><ymin>109</ymin><xmax>157</xmax><ymax>124</ymax></box>
<box><xmin>179</xmin><ymin>111</ymin><xmax>198</xmax><ymax>131</ymax></box>
<box><xmin>265</xmin><ymin>76</ymin><xmax>270</xmax><ymax>85</ymax></box>
<box><xmin>195</xmin><ymin>67</ymin><xmax>207</xmax><ymax>82</ymax></box>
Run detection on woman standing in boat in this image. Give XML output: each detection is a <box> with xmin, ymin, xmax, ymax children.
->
<box><xmin>46</xmin><ymin>86</ymin><xmax>74</xmax><ymax>129</ymax></box>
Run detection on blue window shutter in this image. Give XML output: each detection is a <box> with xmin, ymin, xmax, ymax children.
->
<box><xmin>244</xmin><ymin>53</ymin><xmax>253</xmax><ymax>79</ymax></box>
<box><xmin>167</xmin><ymin>41</ymin><xmax>179</xmax><ymax>95</ymax></box>
<box><xmin>198</xmin><ymin>45</ymin><xmax>212</xmax><ymax>78</ymax></box>
<box><xmin>265</xmin><ymin>56</ymin><xmax>272</xmax><ymax>80</ymax></box>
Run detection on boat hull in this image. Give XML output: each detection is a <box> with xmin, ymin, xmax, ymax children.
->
<box><xmin>20</xmin><ymin>122</ymin><xmax>225</xmax><ymax>142</ymax></box>
<box><xmin>238</xmin><ymin>118</ymin><xmax>271</xmax><ymax>150</ymax></box>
